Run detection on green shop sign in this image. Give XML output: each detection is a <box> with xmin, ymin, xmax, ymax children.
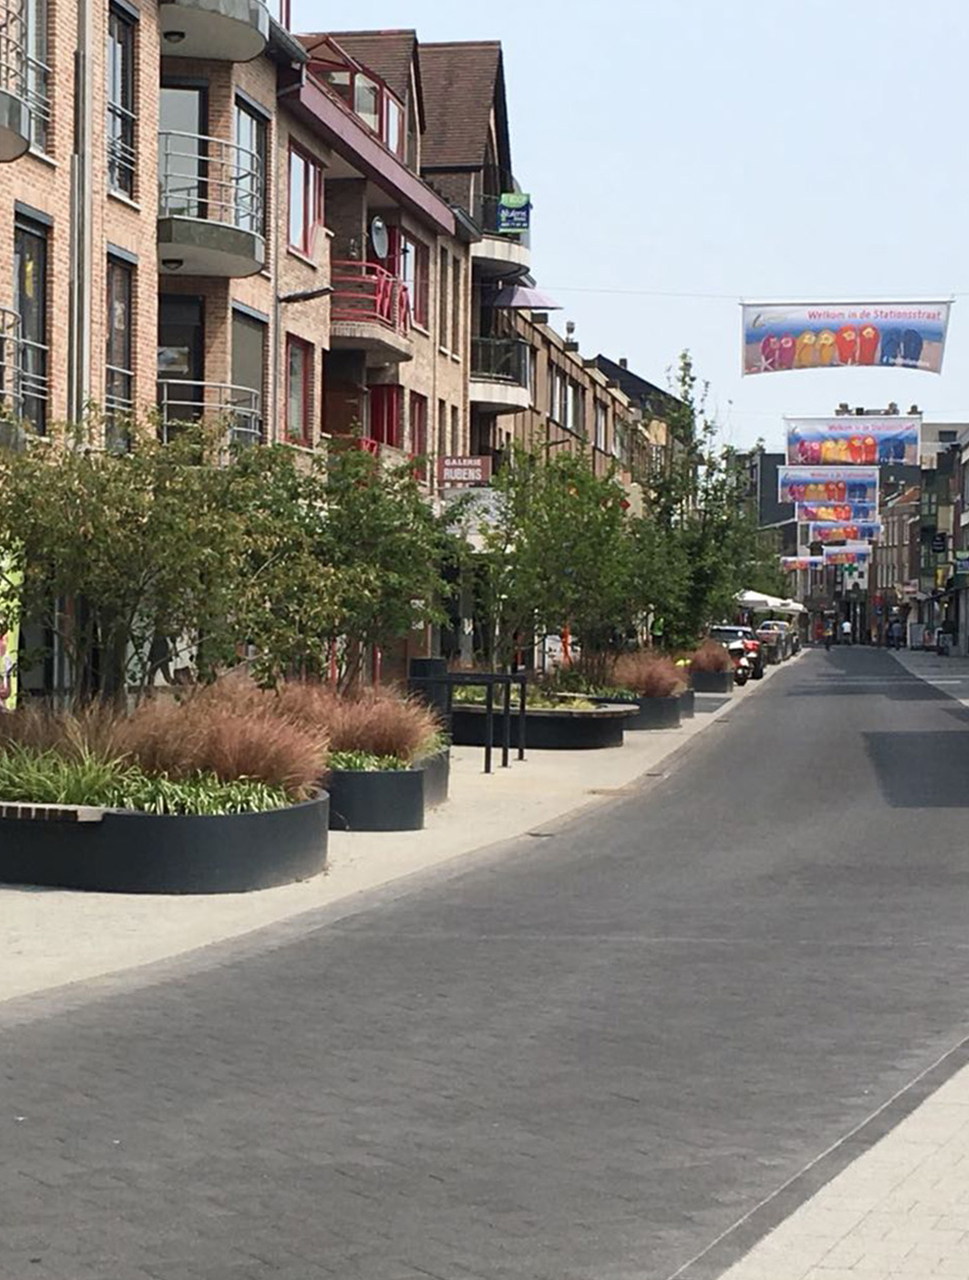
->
<box><xmin>497</xmin><ymin>192</ymin><xmax>531</xmax><ymax>234</ymax></box>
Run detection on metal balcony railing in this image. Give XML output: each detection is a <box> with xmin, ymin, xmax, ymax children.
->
<box><xmin>158</xmin><ymin>131</ymin><xmax>264</xmax><ymax>234</ymax></box>
<box><xmin>331</xmin><ymin>261</ymin><xmax>411</xmax><ymax>336</ymax></box>
<box><xmin>157</xmin><ymin>379</ymin><xmax>262</xmax><ymax>447</ymax></box>
<box><xmin>0</xmin><ymin>306</ymin><xmax>21</xmax><ymax>411</ymax></box>
<box><xmin>107</xmin><ymin>101</ymin><xmax>136</xmax><ymax>196</ymax></box>
<box><xmin>0</xmin><ymin>0</ymin><xmax>49</xmax><ymax>151</ymax></box>
<box><xmin>472</xmin><ymin>174</ymin><xmax>531</xmax><ymax>247</ymax></box>
<box><xmin>471</xmin><ymin>336</ymin><xmax>529</xmax><ymax>387</ymax></box>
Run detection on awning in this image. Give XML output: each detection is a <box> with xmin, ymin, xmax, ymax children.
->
<box><xmin>491</xmin><ymin>284</ymin><xmax>562</xmax><ymax>310</ymax></box>
<box><xmin>735</xmin><ymin>590</ymin><xmax>785</xmax><ymax>611</ymax></box>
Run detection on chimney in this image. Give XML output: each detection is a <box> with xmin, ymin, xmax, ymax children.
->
<box><xmin>619</xmin><ymin>357</ymin><xmax>628</xmax><ymax>370</ymax></box>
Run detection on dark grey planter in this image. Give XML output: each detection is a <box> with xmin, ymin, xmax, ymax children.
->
<box><xmin>690</xmin><ymin>669</ymin><xmax>733</xmax><ymax>694</ymax></box>
<box><xmin>593</xmin><ymin>695</ymin><xmax>682</xmax><ymax>730</ymax></box>
<box><xmin>327</xmin><ymin>767</ymin><xmax>424</xmax><ymax>832</ymax></box>
<box><xmin>678</xmin><ymin>688</ymin><xmax>696</xmax><ymax>718</ymax></box>
<box><xmin>0</xmin><ymin>794</ymin><xmax>329</xmax><ymax>894</ymax></box>
<box><xmin>418</xmin><ymin>748</ymin><xmax>450</xmax><ymax>809</ymax></box>
<box><xmin>452</xmin><ymin>704</ymin><xmax>628</xmax><ymax>750</ymax></box>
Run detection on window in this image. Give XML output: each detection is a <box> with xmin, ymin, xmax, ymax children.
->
<box><xmin>285</xmin><ymin>336</ymin><xmax>312</xmax><ymax>446</ymax></box>
<box><xmin>13</xmin><ymin>215</ymin><xmax>48</xmax><ymax>433</ymax></box>
<box><xmin>451</xmin><ymin>255</ymin><xmax>461</xmax><ymax>355</ymax></box>
<box><xmin>105</xmin><ymin>256</ymin><xmax>134</xmax><ymax>448</ymax></box>
<box><xmin>385</xmin><ymin>97</ymin><xmax>403</xmax><ymax>156</ymax></box>
<box><xmin>25</xmin><ymin>0</ymin><xmax>50</xmax><ymax>153</ymax></box>
<box><xmin>400</xmin><ymin>235</ymin><xmax>429</xmax><ymax>328</ymax></box>
<box><xmin>232</xmin><ymin>310</ymin><xmax>265</xmax><ymax>446</ymax></box>
<box><xmin>525</xmin><ymin>346</ymin><xmax>535</xmax><ymax>405</ymax></box>
<box><xmin>567</xmin><ymin>381</ymin><xmax>585</xmax><ymax>436</ymax></box>
<box><xmin>438</xmin><ymin>247</ymin><xmax>449</xmax><ymax>350</ymax></box>
<box><xmin>437</xmin><ymin>399</ymin><xmax>447</xmax><ymax>462</ymax></box>
<box><xmin>320</xmin><ymin>68</ymin><xmax>352</xmax><ymax>106</ymax></box>
<box><xmin>288</xmin><ymin>146</ymin><xmax>323</xmax><ymax>254</ymax></box>
<box><xmin>450</xmin><ymin>405</ymin><xmax>460</xmax><ymax>457</ymax></box>
<box><xmin>594</xmin><ymin>401</ymin><xmax>608</xmax><ymax>452</ymax></box>
<box><xmin>370</xmin><ymin>386</ymin><xmax>403</xmax><ymax>448</ymax></box>
<box><xmin>107</xmin><ymin>7</ymin><xmax>136</xmax><ymax>196</ymax></box>
<box><xmin>406</xmin><ymin>100</ymin><xmax>419</xmax><ymax>169</ymax></box>
<box><xmin>410</xmin><ymin>391</ymin><xmax>428</xmax><ymax>479</ymax></box>
<box><xmin>234</xmin><ymin>99</ymin><xmax>267</xmax><ymax>237</ymax></box>
<box><xmin>548</xmin><ymin>366</ymin><xmax>565</xmax><ymax>424</ymax></box>
<box><xmin>354</xmin><ymin>75</ymin><xmax>380</xmax><ymax>131</ymax></box>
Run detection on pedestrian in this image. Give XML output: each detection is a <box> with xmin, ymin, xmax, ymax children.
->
<box><xmin>841</xmin><ymin>619</ymin><xmax>852</xmax><ymax>646</ymax></box>
<box><xmin>823</xmin><ymin>618</ymin><xmax>834</xmax><ymax>651</ymax></box>
<box><xmin>890</xmin><ymin>618</ymin><xmax>903</xmax><ymax>650</ymax></box>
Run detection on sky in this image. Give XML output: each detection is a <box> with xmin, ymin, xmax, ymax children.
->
<box><xmin>290</xmin><ymin>0</ymin><xmax>969</xmax><ymax>451</ymax></box>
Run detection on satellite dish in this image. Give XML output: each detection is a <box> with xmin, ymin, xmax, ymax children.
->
<box><xmin>370</xmin><ymin>217</ymin><xmax>389</xmax><ymax>260</ymax></box>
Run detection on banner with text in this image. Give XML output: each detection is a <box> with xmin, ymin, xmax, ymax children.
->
<box><xmin>809</xmin><ymin>521</ymin><xmax>883</xmax><ymax>544</ymax></box>
<box><xmin>786</xmin><ymin>415</ymin><xmax>921</xmax><ymax>467</ymax></box>
<box><xmin>743</xmin><ymin>302</ymin><xmax>950</xmax><ymax>376</ymax></box>
<box><xmin>796</xmin><ymin>502</ymin><xmax>878</xmax><ymax>524</ymax></box>
<box><xmin>780</xmin><ymin>556</ymin><xmax>826</xmax><ymax>571</ymax></box>
<box><xmin>777</xmin><ymin>466</ymin><xmax>880</xmax><ymax>505</ymax></box>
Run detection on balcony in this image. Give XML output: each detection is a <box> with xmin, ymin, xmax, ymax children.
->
<box><xmin>157</xmin><ymin>131</ymin><xmax>265</xmax><ymax>278</ymax></box>
<box><xmin>158</xmin><ymin>0</ymin><xmax>269</xmax><ymax>62</ymax></box>
<box><xmin>470</xmin><ymin>189</ymin><xmax>531</xmax><ymax>280</ymax></box>
<box><xmin>330</xmin><ymin>261</ymin><xmax>413</xmax><ymax>365</ymax></box>
<box><xmin>470</xmin><ymin>337</ymin><xmax>531</xmax><ymax>413</ymax></box>
<box><xmin>157</xmin><ymin>379</ymin><xmax>262</xmax><ymax>447</ymax></box>
<box><xmin>0</xmin><ymin>0</ymin><xmax>31</xmax><ymax>161</ymax></box>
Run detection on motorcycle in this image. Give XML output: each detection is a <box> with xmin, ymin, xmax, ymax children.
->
<box><xmin>726</xmin><ymin>638</ymin><xmax>751</xmax><ymax>686</ymax></box>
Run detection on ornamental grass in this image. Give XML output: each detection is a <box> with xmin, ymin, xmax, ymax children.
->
<box><xmin>689</xmin><ymin>639</ymin><xmax>732</xmax><ymax>673</ymax></box>
<box><xmin>611</xmin><ymin>652</ymin><xmax>686</xmax><ymax>698</ymax></box>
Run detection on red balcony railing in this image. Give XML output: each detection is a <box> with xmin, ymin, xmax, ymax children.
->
<box><xmin>331</xmin><ymin>260</ymin><xmax>411</xmax><ymax>336</ymax></box>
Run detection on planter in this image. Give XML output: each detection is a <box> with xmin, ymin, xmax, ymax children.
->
<box><xmin>328</xmin><ymin>767</ymin><xmax>424</xmax><ymax>832</ymax></box>
<box><xmin>0</xmin><ymin>794</ymin><xmax>329</xmax><ymax>894</ymax></box>
<box><xmin>418</xmin><ymin>747</ymin><xmax>450</xmax><ymax>809</ymax></box>
<box><xmin>592</xmin><ymin>695</ymin><xmax>681</xmax><ymax>730</ymax></box>
<box><xmin>690</xmin><ymin>669</ymin><xmax>733</xmax><ymax>694</ymax></box>
<box><xmin>677</xmin><ymin>688</ymin><xmax>695</xmax><ymax>718</ymax></box>
<box><xmin>451</xmin><ymin>704</ymin><xmax>629</xmax><ymax>750</ymax></box>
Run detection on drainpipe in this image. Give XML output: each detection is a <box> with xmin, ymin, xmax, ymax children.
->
<box><xmin>68</xmin><ymin>0</ymin><xmax>94</xmax><ymax>423</ymax></box>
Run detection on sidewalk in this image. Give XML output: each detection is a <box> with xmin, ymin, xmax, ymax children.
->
<box><xmin>0</xmin><ymin>667</ymin><xmax>779</xmax><ymax>1006</ymax></box>
<box><xmin>703</xmin><ymin>648</ymin><xmax>969</xmax><ymax>1280</ymax></box>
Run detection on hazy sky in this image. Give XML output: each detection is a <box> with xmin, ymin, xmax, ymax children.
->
<box><xmin>291</xmin><ymin>0</ymin><xmax>969</xmax><ymax>450</ymax></box>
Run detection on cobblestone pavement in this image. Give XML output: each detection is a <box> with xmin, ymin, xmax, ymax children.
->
<box><xmin>6</xmin><ymin>648</ymin><xmax>969</xmax><ymax>1279</ymax></box>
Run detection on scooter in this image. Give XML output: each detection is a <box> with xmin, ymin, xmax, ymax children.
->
<box><xmin>727</xmin><ymin>638</ymin><xmax>751</xmax><ymax>686</ymax></box>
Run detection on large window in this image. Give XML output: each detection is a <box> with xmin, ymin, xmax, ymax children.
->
<box><xmin>317</xmin><ymin>64</ymin><xmax>406</xmax><ymax>156</ymax></box>
<box><xmin>353</xmin><ymin>75</ymin><xmax>380</xmax><ymax>131</ymax></box>
<box><xmin>370</xmin><ymin>386</ymin><xmax>403</xmax><ymax>449</ymax></box>
<box><xmin>410</xmin><ymin>391</ymin><xmax>428</xmax><ymax>479</ymax></box>
<box><xmin>285</xmin><ymin>336</ymin><xmax>312</xmax><ymax>446</ymax></box>
<box><xmin>105</xmin><ymin>256</ymin><xmax>134</xmax><ymax>448</ymax></box>
<box><xmin>25</xmin><ymin>0</ymin><xmax>50</xmax><ymax>153</ymax></box>
<box><xmin>288</xmin><ymin>146</ymin><xmax>323</xmax><ymax>254</ymax></box>
<box><xmin>234</xmin><ymin>99</ymin><xmax>267</xmax><ymax>237</ymax></box>
<box><xmin>400</xmin><ymin>234</ymin><xmax>429</xmax><ymax>328</ymax></box>
<box><xmin>594</xmin><ymin>400</ymin><xmax>608</xmax><ymax>452</ymax></box>
<box><xmin>13</xmin><ymin>215</ymin><xmax>48</xmax><ymax>434</ymax></box>
<box><xmin>231</xmin><ymin>310</ymin><xmax>265</xmax><ymax>446</ymax></box>
<box><xmin>450</xmin><ymin>255</ymin><xmax>461</xmax><ymax>356</ymax></box>
<box><xmin>438</xmin><ymin>247</ymin><xmax>449</xmax><ymax>350</ymax></box>
<box><xmin>385</xmin><ymin>97</ymin><xmax>403</xmax><ymax>157</ymax></box>
<box><xmin>107</xmin><ymin>7</ymin><xmax>136</xmax><ymax>197</ymax></box>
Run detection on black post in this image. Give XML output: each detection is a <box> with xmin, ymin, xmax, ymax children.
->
<box><xmin>501</xmin><ymin>677</ymin><xmax>512</xmax><ymax>768</ymax></box>
<box><xmin>517</xmin><ymin>675</ymin><xmax>527</xmax><ymax>760</ymax></box>
<box><xmin>484</xmin><ymin>681</ymin><xmax>494</xmax><ymax>775</ymax></box>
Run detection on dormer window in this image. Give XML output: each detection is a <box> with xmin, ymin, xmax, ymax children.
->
<box><xmin>313</xmin><ymin>60</ymin><xmax>407</xmax><ymax>159</ymax></box>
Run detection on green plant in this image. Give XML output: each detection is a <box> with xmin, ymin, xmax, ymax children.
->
<box><xmin>328</xmin><ymin>750</ymin><xmax>407</xmax><ymax>772</ymax></box>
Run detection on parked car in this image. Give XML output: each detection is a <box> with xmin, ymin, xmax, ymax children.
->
<box><xmin>708</xmin><ymin>625</ymin><xmax>765</xmax><ymax>679</ymax></box>
<box><xmin>757</xmin><ymin>619</ymin><xmax>794</xmax><ymax>661</ymax></box>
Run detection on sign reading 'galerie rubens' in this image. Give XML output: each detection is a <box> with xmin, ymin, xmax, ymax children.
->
<box><xmin>742</xmin><ymin>301</ymin><xmax>951</xmax><ymax>375</ymax></box>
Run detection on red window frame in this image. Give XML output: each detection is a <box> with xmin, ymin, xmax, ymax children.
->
<box><xmin>285</xmin><ymin>335</ymin><xmax>313</xmax><ymax>446</ymax></box>
<box><xmin>288</xmin><ymin>144</ymin><xmax>324</xmax><ymax>255</ymax></box>
<box><xmin>410</xmin><ymin>390</ymin><xmax>428</xmax><ymax>478</ymax></box>
<box><xmin>370</xmin><ymin>385</ymin><xmax>403</xmax><ymax>449</ymax></box>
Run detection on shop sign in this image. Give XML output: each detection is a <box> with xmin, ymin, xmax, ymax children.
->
<box><xmin>438</xmin><ymin>455</ymin><xmax>492</xmax><ymax>487</ymax></box>
<box><xmin>932</xmin><ymin>532</ymin><xmax>948</xmax><ymax>554</ymax></box>
<box><xmin>954</xmin><ymin>551</ymin><xmax>969</xmax><ymax>575</ymax></box>
<box><xmin>497</xmin><ymin>193</ymin><xmax>531</xmax><ymax>234</ymax></box>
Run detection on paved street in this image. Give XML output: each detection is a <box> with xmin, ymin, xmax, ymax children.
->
<box><xmin>7</xmin><ymin>648</ymin><xmax>969</xmax><ymax>1280</ymax></box>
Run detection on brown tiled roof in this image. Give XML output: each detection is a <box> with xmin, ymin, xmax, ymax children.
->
<box><xmin>418</xmin><ymin>41</ymin><xmax>502</xmax><ymax>170</ymax></box>
<box><xmin>300</xmin><ymin>29</ymin><xmax>417</xmax><ymax>107</ymax></box>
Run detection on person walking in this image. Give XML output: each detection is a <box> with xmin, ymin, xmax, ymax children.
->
<box><xmin>841</xmin><ymin>618</ymin><xmax>853</xmax><ymax>646</ymax></box>
<box><xmin>823</xmin><ymin>618</ymin><xmax>834</xmax><ymax>651</ymax></box>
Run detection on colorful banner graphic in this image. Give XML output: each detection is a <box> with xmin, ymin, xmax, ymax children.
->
<box><xmin>786</xmin><ymin>415</ymin><xmax>921</xmax><ymax>467</ymax></box>
<box><xmin>743</xmin><ymin>302</ymin><xmax>950</xmax><ymax>376</ymax></box>
<box><xmin>780</xmin><ymin>556</ymin><xmax>825</xmax><ymax>571</ymax></box>
<box><xmin>809</xmin><ymin>522</ymin><xmax>883</xmax><ymax>544</ymax></box>
<box><xmin>796</xmin><ymin>502</ymin><xmax>878</xmax><ymax>523</ymax></box>
<box><xmin>0</xmin><ymin>556</ymin><xmax>21</xmax><ymax>712</ymax></box>
<box><xmin>824</xmin><ymin>545</ymin><xmax>872</xmax><ymax>566</ymax></box>
<box><xmin>777</xmin><ymin>467</ymin><xmax>880</xmax><ymax>505</ymax></box>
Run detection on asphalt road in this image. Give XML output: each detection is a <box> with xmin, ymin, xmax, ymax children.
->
<box><xmin>7</xmin><ymin>648</ymin><xmax>969</xmax><ymax>1280</ymax></box>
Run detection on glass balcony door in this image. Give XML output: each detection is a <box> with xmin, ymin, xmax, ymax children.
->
<box><xmin>159</xmin><ymin>85</ymin><xmax>207</xmax><ymax>219</ymax></box>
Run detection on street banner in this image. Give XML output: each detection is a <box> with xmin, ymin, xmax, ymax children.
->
<box><xmin>786</xmin><ymin>415</ymin><xmax>921</xmax><ymax>466</ymax></box>
<box><xmin>0</xmin><ymin>556</ymin><xmax>21</xmax><ymax>712</ymax></box>
<box><xmin>824</xmin><ymin>545</ymin><xmax>872</xmax><ymax>566</ymax></box>
<box><xmin>809</xmin><ymin>521</ymin><xmax>883</xmax><ymax>543</ymax></box>
<box><xmin>780</xmin><ymin>556</ymin><xmax>825</xmax><ymax>571</ymax></box>
<box><xmin>796</xmin><ymin>502</ymin><xmax>877</xmax><ymax>523</ymax></box>
<box><xmin>742</xmin><ymin>301</ymin><xmax>950</xmax><ymax>376</ymax></box>
<box><xmin>777</xmin><ymin>466</ymin><xmax>879</xmax><ymax>504</ymax></box>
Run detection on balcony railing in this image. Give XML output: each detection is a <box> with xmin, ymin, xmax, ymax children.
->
<box><xmin>157</xmin><ymin>378</ymin><xmax>262</xmax><ymax>447</ymax></box>
<box><xmin>331</xmin><ymin>261</ymin><xmax>411</xmax><ymax>336</ymax></box>
<box><xmin>158</xmin><ymin>130</ymin><xmax>264</xmax><ymax>233</ymax></box>
<box><xmin>471</xmin><ymin>336</ymin><xmax>529</xmax><ymax>387</ymax></box>
<box><xmin>0</xmin><ymin>306</ymin><xmax>21</xmax><ymax>411</ymax></box>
